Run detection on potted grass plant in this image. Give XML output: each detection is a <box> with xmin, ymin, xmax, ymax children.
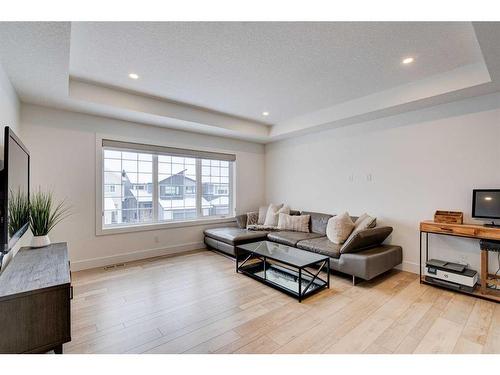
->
<box><xmin>30</xmin><ymin>190</ymin><xmax>71</xmax><ymax>248</ymax></box>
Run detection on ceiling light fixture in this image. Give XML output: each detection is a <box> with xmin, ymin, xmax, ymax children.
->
<box><xmin>402</xmin><ymin>57</ymin><xmax>414</xmax><ymax>65</ymax></box>
<box><xmin>262</xmin><ymin>111</ymin><xmax>269</xmax><ymax>116</ymax></box>
<box><xmin>128</xmin><ymin>73</ymin><xmax>139</xmax><ymax>80</ymax></box>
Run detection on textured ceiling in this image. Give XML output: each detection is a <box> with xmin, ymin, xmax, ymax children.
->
<box><xmin>69</xmin><ymin>22</ymin><xmax>484</xmax><ymax>124</ymax></box>
<box><xmin>0</xmin><ymin>22</ymin><xmax>499</xmax><ymax>143</ymax></box>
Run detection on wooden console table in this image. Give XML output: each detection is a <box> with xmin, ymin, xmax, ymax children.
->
<box><xmin>420</xmin><ymin>221</ymin><xmax>500</xmax><ymax>303</ymax></box>
<box><xmin>0</xmin><ymin>243</ymin><xmax>72</xmax><ymax>353</ymax></box>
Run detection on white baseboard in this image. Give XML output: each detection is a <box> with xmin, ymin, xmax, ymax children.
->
<box><xmin>398</xmin><ymin>260</ymin><xmax>420</xmax><ymax>275</ymax></box>
<box><xmin>71</xmin><ymin>241</ymin><xmax>206</xmax><ymax>271</ymax></box>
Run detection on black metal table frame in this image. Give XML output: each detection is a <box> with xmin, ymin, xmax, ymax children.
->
<box><xmin>419</xmin><ymin>230</ymin><xmax>499</xmax><ymax>303</ymax></box>
<box><xmin>235</xmin><ymin>247</ymin><xmax>330</xmax><ymax>302</ymax></box>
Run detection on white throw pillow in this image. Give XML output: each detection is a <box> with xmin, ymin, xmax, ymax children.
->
<box><xmin>257</xmin><ymin>205</ymin><xmax>269</xmax><ymax>225</ymax></box>
<box><xmin>277</xmin><ymin>213</ymin><xmax>310</xmax><ymax>233</ymax></box>
<box><xmin>326</xmin><ymin>212</ymin><xmax>355</xmax><ymax>244</ymax></box>
<box><xmin>264</xmin><ymin>204</ymin><xmax>288</xmax><ymax>227</ymax></box>
<box><xmin>354</xmin><ymin>213</ymin><xmax>377</xmax><ymax>229</ymax></box>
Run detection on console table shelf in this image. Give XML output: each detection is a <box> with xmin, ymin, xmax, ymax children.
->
<box><xmin>420</xmin><ymin>221</ymin><xmax>500</xmax><ymax>303</ymax></box>
<box><xmin>0</xmin><ymin>243</ymin><xmax>72</xmax><ymax>353</ymax></box>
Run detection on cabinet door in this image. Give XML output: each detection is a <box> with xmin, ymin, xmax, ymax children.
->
<box><xmin>0</xmin><ymin>287</ymin><xmax>71</xmax><ymax>353</ymax></box>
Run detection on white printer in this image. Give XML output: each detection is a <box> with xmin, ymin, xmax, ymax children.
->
<box><xmin>424</xmin><ymin>259</ymin><xmax>478</xmax><ymax>293</ymax></box>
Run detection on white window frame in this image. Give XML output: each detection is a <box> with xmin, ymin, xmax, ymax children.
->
<box><xmin>96</xmin><ymin>134</ymin><xmax>236</xmax><ymax>235</ymax></box>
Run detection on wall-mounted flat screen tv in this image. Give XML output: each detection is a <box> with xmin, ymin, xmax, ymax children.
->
<box><xmin>0</xmin><ymin>127</ymin><xmax>30</xmax><ymax>254</ymax></box>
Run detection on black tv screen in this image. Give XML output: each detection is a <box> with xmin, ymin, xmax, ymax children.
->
<box><xmin>1</xmin><ymin>127</ymin><xmax>30</xmax><ymax>253</ymax></box>
<box><xmin>472</xmin><ymin>189</ymin><xmax>500</xmax><ymax>219</ymax></box>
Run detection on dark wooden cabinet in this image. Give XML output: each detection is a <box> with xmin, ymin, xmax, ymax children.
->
<box><xmin>0</xmin><ymin>243</ymin><xmax>71</xmax><ymax>353</ymax></box>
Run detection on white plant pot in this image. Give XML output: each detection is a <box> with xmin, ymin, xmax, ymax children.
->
<box><xmin>31</xmin><ymin>235</ymin><xmax>51</xmax><ymax>248</ymax></box>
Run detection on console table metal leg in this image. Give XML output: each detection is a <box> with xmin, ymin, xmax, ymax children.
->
<box><xmin>235</xmin><ymin>248</ymin><xmax>238</xmax><ymax>273</ymax></box>
<box><xmin>419</xmin><ymin>231</ymin><xmax>422</xmax><ymax>283</ymax></box>
<box><xmin>327</xmin><ymin>258</ymin><xmax>330</xmax><ymax>288</ymax></box>
<box><xmin>298</xmin><ymin>268</ymin><xmax>302</xmax><ymax>302</ymax></box>
<box><xmin>54</xmin><ymin>344</ymin><xmax>63</xmax><ymax>354</ymax></box>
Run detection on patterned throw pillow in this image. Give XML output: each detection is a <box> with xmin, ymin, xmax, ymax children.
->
<box><xmin>326</xmin><ymin>212</ymin><xmax>355</xmax><ymax>244</ymax></box>
<box><xmin>277</xmin><ymin>213</ymin><xmax>310</xmax><ymax>233</ymax></box>
<box><xmin>246</xmin><ymin>211</ymin><xmax>259</xmax><ymax>228</ymax></box>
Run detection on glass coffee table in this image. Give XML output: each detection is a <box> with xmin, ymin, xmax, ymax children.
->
<box><xmin>236</xmin><ymin>240</ymin><xmax>330</xmax><ymax>302</ymax></box>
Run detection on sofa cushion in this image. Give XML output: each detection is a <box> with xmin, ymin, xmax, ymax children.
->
<box><xmin>340</xmin><ymin>226</ymin><xmax>393</xmax><ymax>254</ymax></box>
<box><xmin>301</xmin><ymin>211</ymin><xmax>333</xmax><ymax>235</ymax></box>
<box><xmin>296</xmin><ymin>237</ymin><xmax>342</xmax><ymax>259</ymax></box>
<box><xmin>204</xmin><ymin>227</ymin><xmax>268</xmax><ymax>245</ymax></box>
<box><xmin>277</xmin><ymin>213</ymin><xmax>310</xmax><ymax>232</ymax></box>
<box><xmin>329</xmin><ymin>245</ymin><xmax>402</xmax><ymax>280</ymax></box>
<box><xmin>267</xmin><ymin>231</ymin><xmax>323</xmax><ymax>247</ymax></box>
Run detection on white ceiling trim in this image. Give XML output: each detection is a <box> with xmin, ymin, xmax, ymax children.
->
<box><xmin>270</xmin><ymin>62</ymin><xmax>490</xmax><ymax>138</ymax></box>
<box><xmin>69</xmin><ymin>79</ymin><xmax>270</xmax><ymax>141</ymax></box>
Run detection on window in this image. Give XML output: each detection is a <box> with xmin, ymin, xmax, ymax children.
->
<box><xmin>101</xmin><ymin>140</ymin><xmax>235</xmax><ymax>229</ymax></box>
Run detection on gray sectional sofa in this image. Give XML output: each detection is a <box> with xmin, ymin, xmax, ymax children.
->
<box><xmin>204</xmin><ymin>210</ymin><xmax>403</xmax><ymax>284</ymax></box>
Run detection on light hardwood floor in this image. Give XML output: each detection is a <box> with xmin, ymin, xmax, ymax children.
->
<box><xmin>67</xmin><ymin>250</ymin><xmax>500</xmax><ymax>354</ymax></box>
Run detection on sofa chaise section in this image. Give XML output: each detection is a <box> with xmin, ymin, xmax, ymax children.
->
<box><xmin>203</xmin><ymin>227</ymin><xmax>268</xmax><ymax>257</ymax></box>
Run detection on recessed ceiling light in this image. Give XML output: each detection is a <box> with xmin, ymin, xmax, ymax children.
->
<box><xmin>262</xmin><ymin>111</ymin><xmax>269</xmax><ymax>116</ymax></box>
<box><xmin>402</xmin><ymin>57</ymin><xmax>414</xmax><ymax>65</ymax></box>
<box><xmin>128</xmin><ymin>73</ymin><xmax>139</xmax><ymax>80</ymax></box>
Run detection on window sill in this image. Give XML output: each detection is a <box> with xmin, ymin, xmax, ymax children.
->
<box><xmin>96</xmin><ymin>216</ymin><xmax>237</xmax><ymax>236</ymax></box>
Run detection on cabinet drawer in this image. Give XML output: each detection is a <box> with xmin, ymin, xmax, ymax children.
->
<box><xmin>420</xmin><ymin>222</ymin><xmax>478</xmax><ymax>236</ymax></box>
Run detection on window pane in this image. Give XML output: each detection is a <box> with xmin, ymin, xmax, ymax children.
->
<box><xmin>104</xmin><ymin>159</ymin><xmax>121</xmax><ymax>172</ymax></box>
<box><xmin>158</xmin><ymin>155</ymin><xmax>171</xmax><ymax>163</ymax></box>
<box><xmin>185</xmin><ymin>164</ymin><xmax>196</xmax><ymax>176</ymax></box>
<box><xmin>172</xmin><ymin>156</ymin><xmax>184</xmax><ymax>164</ymax></box>
<box><xmin>122</xmin><ymin>160</ymin><xmax>137</xmax><ymax>173</ymax></box>
<box><xmin>104</xmin><ymin>150</ymin><xmax>121</xmax><ymax>159</ymax></box>
<box><xmin>104</xmin><ymin>171</ymin><xmax>122</xmax><ymax>185</ymax></box>
<box><xmin>202</xmin><ymin>160</ymin><xmax>231</xmax><ymax>218</ymax></box>
<box><xmin>138</xmin><ymin>153</ymin><xmax>152</xmax><ymax>161</ymax></box>
<box><xmin>172</xmin><ymin>164</ymin><xmax>184</xmax><ymax>174</ymax></box>
<box><xmin>158</xmin><ymin>163</ymin><xmax>171</xmax><ymax>175</ymax></box>
<box><xmin>102</xmin><ymin>150</ymin><xmax>154</xmax><ymax>227</ymax></box>
<box><xmin>122</xmin><ymin>152</ymin><xmax>138</xmax><ymax>160</ymax></box>
<box><xmin>138</xmin><ymin>161</ymin><xmax>152</xmax><ymax>173</ymax></box>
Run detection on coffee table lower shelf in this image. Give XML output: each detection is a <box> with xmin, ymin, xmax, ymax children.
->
<box><xmin>237</xmin><ymin>261</ymin><xmax>328</xmax><ymax>302</ymax></box>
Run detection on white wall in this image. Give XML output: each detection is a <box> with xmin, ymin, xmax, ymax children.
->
<box><xmin>20</xmin><ymin>104</ymin><xmax>265</xmax><ymax>270</ymax></box>
<box><xmin>266</xmin><ymin>92</ymin><xmax>500</xmax><ymax>274</ymax></box>
<box><xmin>0</xmin><ymin>63</ymin><xmax>20</xmax><ymax>138</ymax></box>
